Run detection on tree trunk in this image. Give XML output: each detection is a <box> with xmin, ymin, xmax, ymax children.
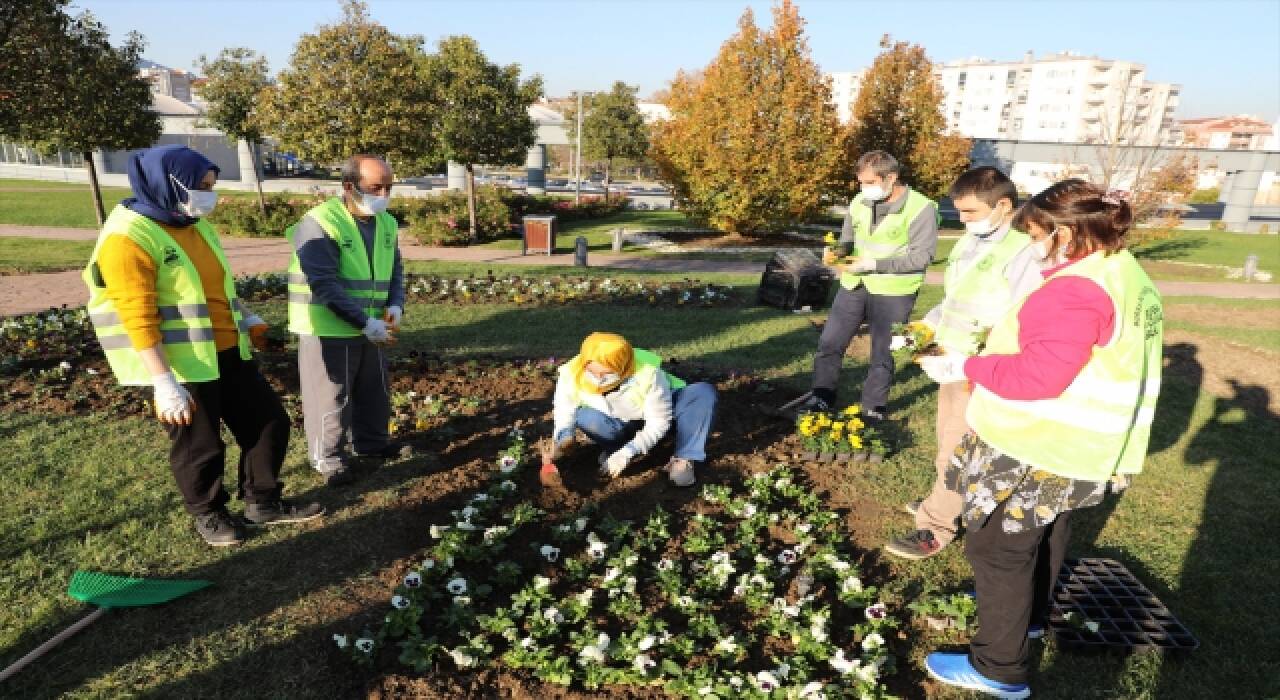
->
<box><xmin>465</xmin><ymin>164</ymin><xmax>479</xmax><ymax>244</ymax></box>
<box><xmin>252</xmin><ymin>141</ymin><xmax>266</xmax><ymax>214</ymax></box>
<box><xmin>84</xmin><ymin>151</ymin><xmax>105</xmax><ymax>227</ymax></box>
<box><xmin>604</xmin><ymin>158</ymin><xmax>611</xmax><ymax>204</ymax></box>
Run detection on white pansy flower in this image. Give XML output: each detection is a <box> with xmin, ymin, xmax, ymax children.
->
<box><xmin>777</xmin><ymin>549</ymin><xmax>798</xmax><ymax>565</ymax></box>
<box><xmin>533</xmin><ymin>575</ymin><xmax>551</xmax><ymax>590</ymax></box>
<box><xmin>520</xmin><ymin>636</ymin><xmax>536</xmax><ymax>649</ymax></box>
<box><xmin>729</xmin><ymin>676</ymin><xmax>743</xmax><ymax>688</ymax></box>
<box><xmin>776</xmin><ymin>662</ymin><xmax>791</xmax><ymax>679</ymax></box>
<box><xmin>484</xmin><ymin>526</ymin><xmax>509</xmax><ymax>543</ymax></box>
<box><xmin>460</xmin><ymin>506</ymin><xmax>479</xmax><ymax>521</ymax></box>
<box><xmin>575</xmin><ymin>589</ymin><xmax>594</xmax><ymax>606</ymax></box>
<box><xmin>800</xmin><ymin>681</ymin><xmax>826</xmax><ymax>699</ymax></box>
<box><xmin>455</xmin><ymin>521</ymin><xmax>477</xmax><ymax>531</ymax></box>
<box><xmin>862</xmin><ymin>632</ymin><xmax>884</xmax><ymax>651</ymax></box>
<box><xmin>714</xmin><ymin>637</ymin><xmax>738</xmax><ymax>654</ymax></box>
<box><xmin>391</xmin><ymin>595</ymin><xmax>410</xmax><ymax>610</ymax></box>
<box><xmin>453</xmin><ymin>595</ymin><xmax>471</xmax><ymax>606</ymax></box>
<box><xmin>404</xmin><ymin>572</ymin><xmax>422</xmax><ymax>588</ymax></box>
<box><xmin>448</xmin><ymin>647</ymin><xmax>476</xmax><ymax>668</ymax></box>
<box><xmin>830</xmin><ymin>648</ymin><xmax>859</xmax><ymax>674</ymax></box>
<box><xmin>841</xmin><ymin>575</ymin><xmax>863</xmax><ymax>594</ymax></box>
<box><xmin>633</xmin><ymin>653</ymin><xmax>656</xmax><ymax>673</ymax></box>
<box><xmin>698</xmin><ymin>687</ymin><xmax>713</xmax><ymax>697</ymax></box>
<box><xmin>499</xmin><ymin>480</ymin><xmax>517</xmax><ymax>491</ymax></box>
<box><xmin>421</xmin><ymin>558</ymin><xmax>436</xmax><ymax>570</ymax></box>
<box><xmin>638</xmin><ymin>635</ymin><xmax>656</xmax><ymax>651</ymax></box>
<box><xmin>498</xmin><ymin>455</ymin><xmax>518</xmax><ymax>473</ymax></box>
<box><xmin>355</xmin><ymin>638</ymin><xmax>374</xmax><ymax>653</ymax></box>
<box><xmin>430</xmin><ymin>525</ymin><xmax>450</xmax><ymax>538</ymax></box>
<box><xmin>755</xmin><ymin>671</ymin><xmax>780</xmax><ymax>692</ymax></box>
<box><xmin>543</xmin><ymin>607</ymin><xmax>564</xmax><ymax>624</ymax></box>
<box><xmin>657</xmin><ymin>558</ymin><xmax>675</xmax><ymax>571</ymax></box>
<box><xmin>742</xmin><ymin>503</ymin><xmax>757</xmax><ymax>518</ymax></box>
<box><xmin>578</xmin><ymin>632</ymin><xmax>610</xmax><ymax>665</ymax></box>
<box><xmin>575</xmin><ymin>517</ymin><xmax>589</xmax><ymax>531</ymax></box>
<box><xmin>333</xmin><ymin>634</ymin><xmax>349</xmax><ymax>649</ymax></box>
<box><xmin>587</xmin><ymin>539</ymin><xmax>608</xmax><ymax>560</ymax></box>
<box><xmin>446</xmin><ymin>577</ymin><xmax>468</xmax><ymax>595</ymax></box>
<box><xmin>865</xmin><ymin>602</ymin><xmax>888</xmax><ymax>620</ymax></box>
<box><xmin>59</xmin><ymin>361</ymin><xmax>71</xmax><ymax>370</ymax></box>
<box><xmin>540</xmin><ymin>544</ymin><xmax>560</xmax><ymax>562</ymax></box>
<box><xmin>603</xmin><ymin>567</ymin><xmax>621</xmax><ymax>584</ymax></box>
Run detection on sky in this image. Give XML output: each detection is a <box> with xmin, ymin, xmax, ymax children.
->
<box><xmin>83</xmin><ymin>0</ymin><xmax>1280</xmax><ymax>121</ymax></box>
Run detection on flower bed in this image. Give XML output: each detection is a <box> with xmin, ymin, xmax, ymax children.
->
<box><xmin>338</xmin><ymin>431</ymin><xmax>900</xmax><ymax>699</ymax></box>
<box><xmin>405</xmin><ymin>273</ymin><xmax>736</xmax><ymax>308</ymax></box>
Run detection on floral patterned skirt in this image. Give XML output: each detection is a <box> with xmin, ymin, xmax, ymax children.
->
<box><xmin>944</xmin><ymin>433</ymin><xmax>1124</xmax><ymax>534</ymax></box>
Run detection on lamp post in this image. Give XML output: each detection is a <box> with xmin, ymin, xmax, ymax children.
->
<box><xmin>573</xmin><ymin>90</ymin><xmax>594</xmax><ymax>206</ymax></box>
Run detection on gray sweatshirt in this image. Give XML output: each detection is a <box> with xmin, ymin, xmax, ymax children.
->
<box><xmin>292</xmin><ymin>211</ymin><xmax>405</xmax><ymax>330</ymax></box>
<box><xmin>837</xmin><ymin>186</ymin><xmax>939</xmax><ymax>275</ymax></box>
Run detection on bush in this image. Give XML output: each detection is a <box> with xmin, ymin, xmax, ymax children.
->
<box><xmin>207</xmin><ymin>193</ymin><xmax>323</xmax><ymax>237</ymax></box>
<box><xmin>1187</xmin><ymin>188</ymin><xmax>1220</xmax><ymax>205</ymax></box>
<box><xmin>394</xmin><ymin>186</ymin><xmax>512</xmax><ymax>246</ymax></box>
<box><xmin>505</xmin><ymin>193</ymin><xmax>630</xmax><ymax>223</ymax></box>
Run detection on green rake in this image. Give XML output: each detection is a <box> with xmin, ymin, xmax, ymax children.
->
<box><xmin>0</xmin><ymin>571</ymin><xmax>211</xmax><ymax>682</ymax></box>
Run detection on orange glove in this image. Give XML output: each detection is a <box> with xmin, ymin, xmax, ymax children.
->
<box><xmin>248</xmin><ymin>323</ymin><xmax>270</xmax><ymax>352</ymax></box>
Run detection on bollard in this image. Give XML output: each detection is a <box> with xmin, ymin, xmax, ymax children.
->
<box><xmin>611</xmin><ymin>227</ymin><xmax>625</xmax><ymax>253</ymax></box>
<box><xmin>1243</xmin><ymin>254</ymin><xmax>1259</xmax><ymax>282</ymax></box>
<box><xmin>574</xmin><ymin>236</ymin><xmax>588</xmax><ymax>267</ymax></box>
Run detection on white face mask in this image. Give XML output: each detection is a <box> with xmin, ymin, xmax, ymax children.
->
<box><xmin>352</xmin><ymin>187</ymin><xmax>390</xmax><ymax>216</ymax></box>
<box><xmin>586</xmin><ymin>371</ymin><xmax>620</xmax><ymax>388</ymax></box>
<box><xmin>860</xmin><ymin>183</ymin><xmax>888</xmax><ymax>202</ymax></box>
<box><xmin>171</xmin><ymin>176</ymin><xmax>218</xmax><ymax>218</ymax></box>
<box><xmin>965</xmin><ymin>205</ymin><xmax>1006</xmax><ymax>236</ymax></box>
<box><xmin>1033</xmin><ymin>229</ymin><xmax>1069</xmax><ymax>265</ymax></box>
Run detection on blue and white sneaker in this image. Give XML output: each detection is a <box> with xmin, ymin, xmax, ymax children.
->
<box><xmin>925</xmin><ymin>652</ymin><xmax>1031</xmax><ymax>699</ymax></box>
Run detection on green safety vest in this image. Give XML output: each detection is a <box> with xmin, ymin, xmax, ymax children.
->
<box><xmin>286</xmin><ymin>197</ymin><xmax>397</xmax><ymax>337</ymax></box>
<box><xmin>83</xmin><ymin>205</ymin><xmax>253</xmax><ymax>386</ymax></box>
<box><xmin>966</xmin><ymin>250</ymin><xmax>1164</xmax><ymax>481</ymax></box>
<box><xmin>562</xmin><ymin>347</ymin><xmax>687</xmax><ymax>409</ymax></box>
<box><xmin>842</xmin><ymin>188</ymin><xmax>936</xmax><ymax>295</ymax></box>
<box><xmin>934</xmin><ymin>228</ymin><xmax>1031</xmax><ymax>355</ymax></box>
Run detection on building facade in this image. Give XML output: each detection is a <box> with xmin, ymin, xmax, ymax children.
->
<box><xmin>1178</xmin><ymin>115</ymin><xmax>1274</xmax><ymax>150</ymax></box>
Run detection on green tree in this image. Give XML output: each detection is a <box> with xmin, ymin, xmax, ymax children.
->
<box><xmin>0</xmin><ymin>0</ymin><xmax>71</xmax><ymax>137</ymax></box>
<box><xmin>420</xmin><ymin>35</ymin><xmax>543</xmax><ymax>242</ymax></box>
<box><xmin>847</xmin><ymin>35</ymin><xmax>970</xmax><ymax>200</ymax></box>
<box><xmin>650</xmin><ymin>1</ymin><xmax>848</xmax><ymax>234</ymax></box>
<box><xmin>566</xmin><ymin>81</ymin><xmax>649</xmax><ymax>202</ymax></box>
<box><xmin>6</xmin><ymin>7</ymin><xmax>160</xmax><ymax>225</ymax></box>
<box><xmin>197</xmin><ymin>47</ymin><xmax>271</xmax><ymax>212</ymax></box>
<box><xmin>257</xmin><ymin>0</ymin><xmax>434</xmax><ymax>172</ymax></box>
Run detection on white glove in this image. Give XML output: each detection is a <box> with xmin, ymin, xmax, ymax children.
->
<box><xmin>362</xmin><ymin>317</ymin><xmax>391</xmax><ymax>343</ymax></box>
<box><xmin>889</xmin><ymin>335</ymin><xmax>909</xmax><ymax>352</ymax></box>
<box><xmin>918</xmin><ymin>353</ymin><xmax>968</xmax><ymax>384</ymax></box>
<box><xmin>243</xmin><ymin>313</ymin><xmax>266</xmax><ymax>328</ymax></box>
<box><xmin>600</xmin><ymin>446</ymin><xmax>636</xmax><ymax>478</ymax></box>
<box><xmin>152</xmin><ymin>371</ymin><xmax>196</xmax><ymax>425</ymax></box>
<box><xmin>847</xmin><ymin>257</ymin><xmax>877</xmax><ymax>273</ymax></box>
<box><xmin>384</xmin><ymin>305</ymin><xmax>403</xmax><ymax>328</ymax></box>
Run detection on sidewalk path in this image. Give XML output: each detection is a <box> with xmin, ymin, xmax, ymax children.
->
<box><xmin>2</xmin><ymin>224</ymin><xmax>1277</xmax><ymax>316</ymax></box>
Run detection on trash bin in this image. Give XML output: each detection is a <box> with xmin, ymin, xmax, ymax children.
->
<box><xmin>522</xmin><ymin>215</ymin><xmax>557</xmax><ymax>255</ymax></box>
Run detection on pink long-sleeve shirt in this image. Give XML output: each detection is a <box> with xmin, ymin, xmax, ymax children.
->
<box><xmin>964</xmin><ymin>258</ymin><xmax>1116</xmax><ymax>400</ymax></box>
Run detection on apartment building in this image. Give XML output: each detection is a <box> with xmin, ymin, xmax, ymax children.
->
<box><xmin>1178</xmin><ymin>115</ymin><xmax>1274</xmax><ymax>150</ymax></box>
<box><xmin>827</xmin><ymin>70</ymin><xmax>866</xmax><ymax>124</ymax></box>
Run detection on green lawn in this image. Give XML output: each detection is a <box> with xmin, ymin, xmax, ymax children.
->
<box><xmin>1</xmin><ymin>262</ymin><xmax>1276</xmax><ymax>698</ymax></box>
<box><xmin>0</xmin><ymin>236</ymin><xmax>94</xmax><ymax>275</ymax></box>
<box><xmin>0</xmin><ymin>180</ymin><xmax>257</xmax><ymax>229</ymax></box>
<box><xmin>1133</xmin><ymin>230</ymin><xmax>1279</xmax><ymax>270</ymax></box>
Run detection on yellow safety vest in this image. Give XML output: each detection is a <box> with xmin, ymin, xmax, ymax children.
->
<box><xmin>286</xmin><ymin>197</ymin><xmax>397</xmax><ymax>337</ymax></box>
<box><xmin>842</xmin><ymin>188</ymin><xmax>936</xmax><ymax>295</ymax></box>
<box><xmin>83</xmin><ymin>205</ymin><xmax>252</xmax><ymax>386</ymax></box>
<box><xmin>966</xmin><ymin>250</ymin><xmax>1163</xmax><ymax>480</ymax></box>
<box><xmin>934</xmin><ymin>228</ymin><xmax>1031</xmax><ymax>355</ymax></box>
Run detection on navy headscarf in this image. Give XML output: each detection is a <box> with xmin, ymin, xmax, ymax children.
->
<box><xmin>121</xmin><ymin>145</ymin><xmax>220</xmax><ymax>227</ymax></box>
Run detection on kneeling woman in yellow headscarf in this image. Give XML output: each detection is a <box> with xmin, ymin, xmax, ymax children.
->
<box><xmin>548</xmin><ymin>332</ymin><xmax>717</xmax><ymax>487</ymax></box>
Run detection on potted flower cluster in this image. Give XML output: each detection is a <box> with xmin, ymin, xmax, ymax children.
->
<box><xmin>795</xmin><ymin>407</ymin><xmax>889</xmax><ymax>464</ymax></box>
<box><xmin>338</xmin><ymin>448</ymin><xmax>901</xmax><ymax>698</ymax></box>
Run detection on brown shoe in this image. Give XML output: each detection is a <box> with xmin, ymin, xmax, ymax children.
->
<box><xmin>884</xmin><ymin>529</ymin><xmax>944</xmax><ymax>560</ymax></box>
<box><xmin>539</xmin><ymin>464</ymin><xmax>565</xmax><ymax>489</ymax></box>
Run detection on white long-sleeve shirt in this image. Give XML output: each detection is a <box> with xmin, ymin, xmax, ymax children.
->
<box><xmin>552</xmin><ymin>365</ymin><xmax>674</xmax><ymax>455</ymax></box>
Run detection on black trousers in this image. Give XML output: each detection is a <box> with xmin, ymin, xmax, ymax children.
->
<box><xmin>811</xmin><ymin>284</ymin><xmax>917</xmax><ymax>409</ymax></box>
<box><xmin>964</xmin><ymin>499</ymin><xmax>1072</xmax><ymax>685</ymax></box>
<box><xmin>164</xmin><ymin>349</ymin><xmax>289</xmax><ymax>515</ymax></box>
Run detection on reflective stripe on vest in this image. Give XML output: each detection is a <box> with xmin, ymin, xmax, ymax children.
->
<box><xmin>965</xmin><ymin>250</ymin><xmax>1164</xmax><ymax>480</ymax></box>
<box><xmin>841</xmin><ymin>188</ymin><xmax>936</xmax><ymax>295</ymax></box>
<box><xmin>285</xmin><ymin>197</ymin><xmax>398</xmax><ymax>337</ymax></box>
<box><xmin>934</xmin><ymin>228</ymin><xmax>1031</xmax><ymax>355</ymax></box>
<box><xmin>82</xmin><ymin>205</ymin><xmax>251</xmax><ymax>386</ymax></box>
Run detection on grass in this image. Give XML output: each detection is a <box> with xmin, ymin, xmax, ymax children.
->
<box><xmin>0</xmin><ymin>180</ymin><xmax>256</xmax><ymax>229</ymax></box>
<box><xmin>0</xmin><ymin>236</ymin><xmax>95</xmax><ymax>275</ymax></box>
<box><xmin>1</xmin><ymin>261</ymin><xmax>1277</xmax><ymax>698</ymax></box>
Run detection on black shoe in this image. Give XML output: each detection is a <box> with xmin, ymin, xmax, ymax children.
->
<box><xmin>194</xmin><ymin>509</ymin><xmax>245</xmax><ymax>547</ymax></box>
<box><xmin>354</xmin><ymin>443</ymin><xmax>411</xmax><ymax>461</ymax></box>
<box><xmin>243</xmin><ymin>499</ymin><xmax>326</xmax><ymax>527</ymax></box>
<box><xmin>324</xmin><ymin>467</ymin><xmax>355</xmax><ymax>486</ymax></box>
<box><xmin>776</xmin><ymin>391</ymin><xmax>831</xmax><ymax>421</ymax></box>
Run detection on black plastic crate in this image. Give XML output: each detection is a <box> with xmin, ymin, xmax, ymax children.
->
<box><xmin>1049</xmin><ymin>558</ymin><xmax>1198</xmax><ymax>655</ymax></box>
<box><xmin>756</xmin><ymin>249</ymin><xmax>835</xmax><ymax>311</ymax></box>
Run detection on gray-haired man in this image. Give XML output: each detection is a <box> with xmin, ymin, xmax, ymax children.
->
<box><xmin>778</xmin><ymin>150</ymin><xmax>939</xmax><ymax>422</ymax></box>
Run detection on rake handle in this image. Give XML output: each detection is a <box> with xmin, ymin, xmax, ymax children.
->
<box><xmin>0</xmin><ymin>607</ymin><xmax>107</xmax><ymax>683</ymax></box>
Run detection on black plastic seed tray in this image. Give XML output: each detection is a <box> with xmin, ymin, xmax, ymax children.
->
<box><xmin>1049</xmin><ymin>558</ymin><xmax>1198</xmax><ymax>655</ymax></box>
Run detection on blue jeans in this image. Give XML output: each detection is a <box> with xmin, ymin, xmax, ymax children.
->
<box><xmin>572</xmin><ymin>382</ymin><xmax>717</xmax><ymax>461</ymax></box>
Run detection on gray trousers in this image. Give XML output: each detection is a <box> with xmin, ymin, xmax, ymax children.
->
<box><xmin>298</xmin><ymin>334</ymin><xmax>391</xmax><ymax>472</ymax></box>
<box><xmin>812</xmin><ymin>284</ymin><xmax>918</xmax><ymax>410</ymax></box>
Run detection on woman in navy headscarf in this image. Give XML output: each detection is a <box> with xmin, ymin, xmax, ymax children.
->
<box><xmin>82</xmin><ymin>145</ymin><xmax>323</xmax><ymax>546</ymax></box>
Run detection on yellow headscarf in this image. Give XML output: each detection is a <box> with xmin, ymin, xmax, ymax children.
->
<box><xmin>568</xmin><ymin>332</ymin><xmax>636</xmax><ymax>395</ymax></box>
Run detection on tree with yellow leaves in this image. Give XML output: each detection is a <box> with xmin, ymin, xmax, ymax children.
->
<box><xmin>848</xmin><ymin>35</ymin><xmax>971</xmax><ymax>201</ymax></box>
<box><xmin>651</xmin><ymin>1</ymin><xmax>850</xmax><ymax>234</ymax></box>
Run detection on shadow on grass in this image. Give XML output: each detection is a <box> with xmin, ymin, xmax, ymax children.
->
<box><xmin>1130</xmin><ymin>235</ymin><xmax>1207</xmax><ymax>262</ymax></box>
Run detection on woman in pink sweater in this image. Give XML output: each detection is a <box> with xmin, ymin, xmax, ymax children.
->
<box><xmin>917</xmin><ymin>180</ymin><xmax>1164</xmax><ymax>698</ymax></box>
